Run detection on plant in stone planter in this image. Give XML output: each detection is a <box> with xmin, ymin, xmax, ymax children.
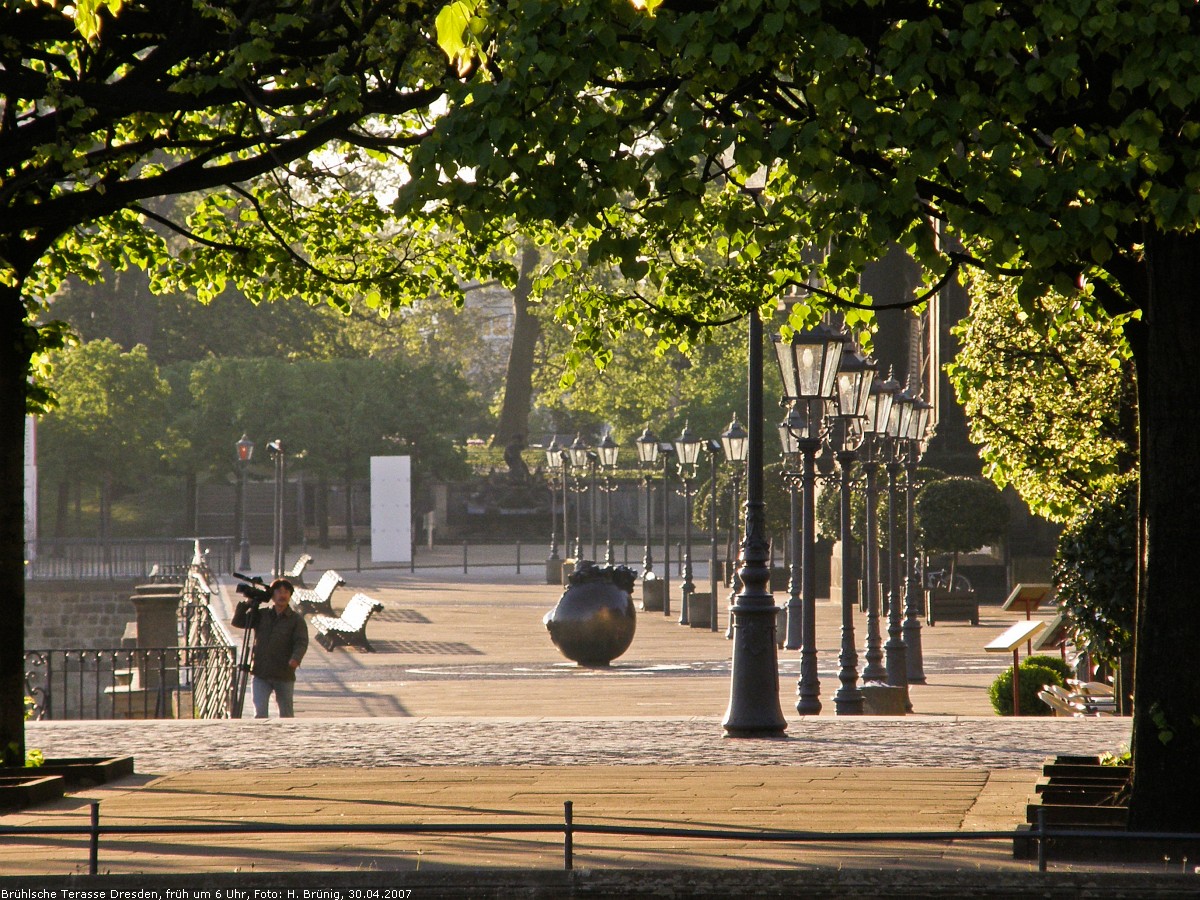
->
<box><xmin>22</xmin><ymin>697</ymin><xmax>41</xmax><ymax>768</ymax></box>
<box><xmin>914</xmin><ymin>476</ymin><xmax>1009</xmax><ymax>588</ymax></box>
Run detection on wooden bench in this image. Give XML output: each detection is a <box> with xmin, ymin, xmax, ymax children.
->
<box><xmin>312</xmin><ymin>593</ymin><xmax>385</xmax><ymax>651</ymax></box>
<box><xmin>926</xmin><ymin>588</ymin><xmax>980</xmax><ymax>625</ymax></box>
<box><xmin>292</xmin><ymin>569</ymin><xmax>344</xmax><ymax>615</ymax></box>
<box><xmin>284</xmin><ymin>553</ymin><xmax>314</xmax><ymax>588</ymax></box>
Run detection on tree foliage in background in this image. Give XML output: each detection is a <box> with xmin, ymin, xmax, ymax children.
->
<box><xmin>948</xmin><ymin>273</ymin><xmax>1138</xmax><ymax>524</ymax></box>
<box><xmin>1053</xmin><ymin>475</ymin><xmax>1137</xmax><ymax>669</ymax></box>
<box><xmin>816</xmin><ymin>464</ymin><xmax>947</xmax><ymax>546</ymax></box>
<box><xmin>38</xmin><ymin>340</ymin><xmax>174</xmax><ymax>539</ymax></box>
<box><xmin>914</xmin><ymin>477</ymin><xmax>1009</xmax><ymax>586</ymax></box>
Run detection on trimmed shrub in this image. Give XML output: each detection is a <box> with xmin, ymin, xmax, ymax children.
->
<box><xmin>1052</xmin><ymin>475</ymin><xmax>1136</xmax><ymax>667</ymax></box>
<box><xmin>1025</xmin><ymin>653</ymin><xmax>1072</xmax><ymax>684</ymax></box>
<box><xmin>989</xmin><ymin>661</ymin><xmax>1065</xmax><ymax>716</ymax></box>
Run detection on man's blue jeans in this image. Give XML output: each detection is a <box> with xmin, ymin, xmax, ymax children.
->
<box><xmin>252</xmin><ymin>676</ymin><xmax>296</xmax><ymax>718</ymax></box>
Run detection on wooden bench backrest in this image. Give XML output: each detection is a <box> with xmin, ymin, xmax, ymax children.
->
<box><xmin>313</xmin><ymin>569</ymin><xmax>343</xmax><ymax>598</ymax></box>
<box><xmin>287</xmin><ymin>553</ymin><xmax>313</xmax><ymax>577</ymax></box>
<box><xmin>342</xmin><ymin>594</ymin><xmax>382</xmax><ymax>629</ymax></box>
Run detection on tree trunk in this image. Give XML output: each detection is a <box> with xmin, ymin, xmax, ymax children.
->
<box><xmin>492</xmin><ymin>246</ymin><xmax>541</xmax><ymax>448</ymax></box>
<box><xmin>0</xmin><ymin>284</ymin><xmax>27</xmax><ymax>764</ymax></box>
<box><xmin>55</xmin><ymin>479</ymin><xmax>69</xmax><ymax>540</ymax></box>
<box><xmin>317</xmin><ymin>473</ymin><xmax>329</xmax><ymax>548</ymax></box>
<box><xmin>343</xmin><ymin>460</ymin><xmax>354</xmax><ymax>549</ymax></box>
<box><xmin>1127</xmin><ymin>229</ymin><xmax>1200</xmax><ymax>831</ymax></box>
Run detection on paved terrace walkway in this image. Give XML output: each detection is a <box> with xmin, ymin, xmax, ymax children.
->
<box><xmin>9</xmin><ymin>551</ymin><xmax>1144</xmax><ymax>881</ymax></box>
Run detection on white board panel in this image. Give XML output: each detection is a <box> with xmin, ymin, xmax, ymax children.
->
<box><xmin>370</xmin><ymin>456</ymin><xmax>412</xmax><ymax>563</ymax></box>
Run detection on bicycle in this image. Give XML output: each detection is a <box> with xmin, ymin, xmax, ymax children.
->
<box><xmin>919</xmin><ymin>563</ymin><xmax>973</xmax><ymax>593</ymax></box>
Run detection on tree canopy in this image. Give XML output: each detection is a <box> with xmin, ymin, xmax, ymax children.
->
<box><xmin>6</xmin><ymin>0</ymin><xmax>1200</xmax><ymax>830</ymax></box>
<box><xmin>948</xmin><ymin>274</ymin><xmax>1137</xmax><ymax>523</ymax></box>
<box><xmin>413</xmin><ymin>0</ymin><xmax>1200</xmax><ymax>830</ymax></box>
<box><xmin>1</xmin><ymin>0</ymin><xmax>487</xmax><ymax>766</ymax></box>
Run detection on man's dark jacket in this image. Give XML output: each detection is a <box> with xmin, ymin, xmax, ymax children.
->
<box><xmin>232</xmin><ymin>602</ymin><xmax>308</xmax><ymax>681</ymax></box>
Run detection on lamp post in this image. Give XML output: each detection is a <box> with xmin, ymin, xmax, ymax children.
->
<box><xmin>706</xmin><ymin>439</ymin><xmax>722</xmax><ymax>632</ymax></box>
<box><xmin>557</xmin><ymin>444</ymin><xmax>571</xmax><ymax>569</ymax></box>
<box><xmin>720</xmin><ymin>415</ymin><xmax>748</xmax><ymax>639</ymax></box>
<box><xmin>636</xmin><ymin>428</ymin><xmax>659</xmax><ymax>582</ymax></box>
<box><xmin>544</xmin><ymin>437</ymin><xmax>563</xmax><ymax>583</ymax></box>
<box><xmin>774</xmin><ymin>322</ymin><xmax>847</xmax><ymax>717</ymax></box>
<box><xmin>829</xmin><ymin>348</ymin><xmax>875</xmax><ymax>715</ymax></box>
<box><xmin>884</xmin><ymin>382</ymin><xmax>916</xmax><ymax>695</ymax></box>
<box><xmin>236</xmin><ymin>435</ymin><xmax>254</xmax><ymax>571</ymax></box>
<box><xmin>860</xmin><ymin>369</ymin><xmax>899</xmax><ymax>683</ymax></box>
<box><xmin>902</xmin><ymin>394</ymin><xmax>935</xmax><ymax>683</ymax></box>
<box><xmin>658</xmin><ymin>441</ymin><xmax>675</xmax><ymax>618</ymax></box>
<box><xmin>723</xmin><ymin>308</ymin><xmax>788</xmax><ymax>737</ymax></box>
<box><xmin>674</xmin><ymin>423</ymin><xmax>703</xmax><ymax>626</ymax></box>
<box><xmin>598</xmin><ymin>432</ymin><xmax>619</xmax><ymax>565</ymax></box>
<box><xmin>587</xmin><ymin>449</ymin><xmax>600</xmax><ymax>561</ymax></box>
<box><xmin>567</xmin><ymin>434</ymin><xmax>589</xmax><ymax>561</ymax></box>
<box><xmin>267</xmin><ymin>439</ymin><xmax>285</xmax><ymax>578</ymax></box>
<box><xmin>777</xmin><ymin>408</ymin><xmax>804</xmax><ymax>652</ymax></box>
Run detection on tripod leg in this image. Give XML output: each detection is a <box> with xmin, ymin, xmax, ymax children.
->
<box><xmin>231</xmin><ymin>619</ymin><xmax>255</xmax><ymax>718</ymax></box>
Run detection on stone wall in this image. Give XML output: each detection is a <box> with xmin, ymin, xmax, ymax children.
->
<box><xmin>25</xmin><ymin>579</ymin><xmax>138</xmax><ymax>649</ymax></box>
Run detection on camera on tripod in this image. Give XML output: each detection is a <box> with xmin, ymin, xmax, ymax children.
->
<box><xmin>233</xmin><ymin>572</ymin><xmax>271</xmax><ymax>606</ymax></box>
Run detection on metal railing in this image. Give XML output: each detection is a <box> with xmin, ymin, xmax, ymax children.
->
<box><xmin>23</xmin><ymin>645</ymin><xmax>237</xmax><ymax>720</ymax></box>
<box><xmin>3</xmin><ymin>800</ymin><xmax>1194</xmax><ymax>876</ymax></box>
<box><xmin>24</xmin><ymin>537</ymin><xmax>236</xmax><ymax>580</ymax></box>
<box><xmin>26</xmin><ymin>560</ymin><xmax>239</xmax><ymax>721</ymax></box>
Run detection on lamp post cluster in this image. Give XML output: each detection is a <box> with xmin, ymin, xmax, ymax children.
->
<box><xmin>543</xmin><ymin>432</ymin><xmax>620</xmax><ymax>577</ymax></box>
<box><xmin>634</xmin><ymin>418</ymin><xmax>749</xmax><ymax>630</ymax></box>
<box><xmin>727</xmin><ymin>321</ymin><xmax>936</xmax><ymax>724</ymax></box>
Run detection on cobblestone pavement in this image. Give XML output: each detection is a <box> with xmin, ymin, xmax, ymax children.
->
<box><xmin>29</xmin><ymin>716</ymin><xmax>1129</xmax><ymax>772</ymax></box>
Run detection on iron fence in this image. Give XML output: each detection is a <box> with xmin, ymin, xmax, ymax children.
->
<box><xmin>24</xmin><ymin>537</ymin><xmax>236</xmax><ymax>580</ymax></box>
<box><xmin>24</xmin><ymin>645</ymin><xmax>236</xmax><ymax>721</ymax></box>
<box><xmin>3</xmin><ymin>800</ymin><xmax>1195</xmax><ymax>876</ymax></box>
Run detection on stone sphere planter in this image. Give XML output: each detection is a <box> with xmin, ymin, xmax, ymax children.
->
<box><xmin>543</xmin><ymin>562</ymin><xmax>637</xmax><ymax>666</ymax></box>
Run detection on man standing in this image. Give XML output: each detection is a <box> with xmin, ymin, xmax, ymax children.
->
<box><xmin>232</xmin><ymin>578</ymin><xmax>308</xmax><ymax>718</ymax></box>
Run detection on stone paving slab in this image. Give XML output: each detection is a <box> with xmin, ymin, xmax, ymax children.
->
<box><xmin>0</xmin><ymin>764</ymin><xmax>1040</xmax><ymax>875</ymax></box>
<box><xmin>29</xmin><ymin>716</ymin><xmax>1128</xmax><ymax>770</ymax></box>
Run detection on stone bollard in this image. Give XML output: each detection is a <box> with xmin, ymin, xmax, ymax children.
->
<box><xmin>861</xmin><ymin>683</ymin><xmax>908</xmax><ymax>716</ymax></box>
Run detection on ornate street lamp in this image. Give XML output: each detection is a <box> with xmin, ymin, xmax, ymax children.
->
<box><xmin>723</xmin><ymin>308</ymin><xmax>788</xmax><ymax>737</ymax></box>
<box><xmin>598</xmin><ymin>432</ymin><xmax>620</xmax><ymax>565</ymax></box>
<box><xmin>636</xmin><ymin>428</ymin><xmax>659</xmax><ymax>585</ymax></box>
<box><xmin>658</xmin><ymin>441</ymin><xmax>675</xmax><ymax>618</ymax></box>
<box><xmin>884</xmin><ymin>381</ymin><xmax>916</xmax><ymax>695</ymax></box>
<box><xmin>267</xmin><ymin>439</ymin><xmax>285</xmax><ymax>578</ymax></box>
<box><xmin>720</xmin><ymin>414</ymin><xmax>749</xmax><ymax>639</ymax></box>
<box><xmin>777</xmin><ymin>406</ymin><xmax>804</xmax><ymax>652</ymax></box>
<box><xmin>860</xmin><ymin>369</ymin><xmax>899</xmax><ymax>683</ymax></box>
<box><xmin>828</xmin><ymin>348</ymin><xmax>875</xmax><ymax>715</ymax></box>
<box><xmin>674</xmin><ymin>423</ymin><xmax>703</xmax><ymax>626</ymax></box>
<box><xmin>567</xmin><ymin>434</ymin><xmax>590</xmax><ymax>560</ymax></box>
<box><xmin>544</xmin><ymin>437</ymin><xmax>564</xmax><ymax>583</ymax></box>
<box><xmin>774</xmin><ymin>322</ymin><xmax>847</xmax><ymax>716</ymax></box>
<box><xmin>236</xmin><ymin>434</ymin><xmax>254</xmax><ymax>571</ymax></box>
<box><xmin>705</xmin><ymin>438</ymin><xmax>722</xmax><ymax>632</ymax></box>
<box><xmin>902</xmin><ymin>393</ymin><xmax>936</xmax><ymax>683</ymax></box>
<box><xmin>587</xmin><ymin>449</ymin><xmax>600</xmax><ymax>561</ymax></box>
